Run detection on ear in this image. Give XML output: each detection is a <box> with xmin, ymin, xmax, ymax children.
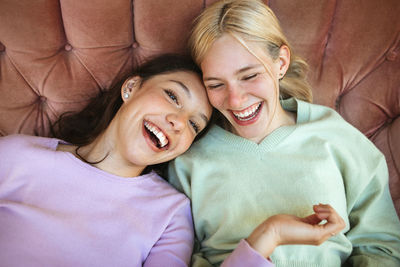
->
<box><xmin>278</xmin><ymin>45</ymin><xmax>290</xmax><ymax>79</ymax></box>
<box><xmin>121</xmin><ymin>76</ymin><xmax>141</xmax><ymax>102</ymax></box>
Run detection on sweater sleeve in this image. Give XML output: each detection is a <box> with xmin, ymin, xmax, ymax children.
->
<box><xmin>191</xmin><ymin>239</ymin><xmax>274</xmax><ymax>267</ymax></box>
<box><xmin>143</xmin><ymin>202</ymin><xmax>194</xmax><ymax>267</ymax></box>
<box><xmin>221</xmin><ymin>240</ymin><xmax>275</xmax><ymax>267</ymax></box>
<box><xmin>344</xmin><ymin>156</ymin><xmax>400</xmax><ymax>266</ymax></box>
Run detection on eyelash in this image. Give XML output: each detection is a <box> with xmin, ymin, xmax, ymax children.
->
<box><xmin>190</xmin><ymin>120</ymin><xmax>200</xmax><ymax>133</ymax></box>
<box><xmin>243</xmin><ymin>73</ymin><xmax>258</xmax><ymax>80</ymax></box>
<box><xmin>206</xmin><ymin>73</ymin><xmax>259</xmax><ymax>89</ymax></box>
<box><xmin>207</xmin><ymin>84</ymin><xmax>222</xmax><ymax>90</ymax></box>
<box><xmin>164</xmin><ymin>89</ymin><xmax>200</xmax><ymax>133</ymax></box>
<box><xmin>165</xmin><ymin>89</ymin><xmax>179</xmax><ymax>105</ymax></box>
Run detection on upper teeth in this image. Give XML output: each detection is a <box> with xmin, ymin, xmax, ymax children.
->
<box><xmin>144</xmin><ymin>121</ymin><xmax>168</xmax><ymax>148</ymax></box>
<box><xmin>232</xmin><ymin>103</ymin><xmax>261</xmax><ymax>121</ymax></box>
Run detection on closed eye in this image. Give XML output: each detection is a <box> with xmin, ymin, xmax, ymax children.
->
<box><xmin>206</xmin><ymin>83</ymin><xmax>223</xmax><ymax>90</ymax></box>
<box><xmin>164</xmin><ymin>89</ymin><xmax>180</xmax><ymax>105</ymax></box>
<box><xmin>243</xmin><ymin>73</ymin><xmax>258</xmax><ymax>80</ymax></box>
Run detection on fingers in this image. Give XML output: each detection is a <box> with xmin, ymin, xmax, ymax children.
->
<box><xmin>312</xmin><ymin>204</ymin><xmax>346</xmax><ymax>238</ymax></box>
<box><xmin>247</xmin><ymin>204</ymin><xmax>346</xmax><ymax>255</ymax></box>
<box><xmin>301</xmin><ymin>214</ymin><xmax>323</xmax><ymax>225</ymax></box>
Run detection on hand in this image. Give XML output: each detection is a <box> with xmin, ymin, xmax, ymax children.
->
<box><xmin>246</xmin><ymin>204</ymin><xmax>346</xmax><ymax>258</ymax></box>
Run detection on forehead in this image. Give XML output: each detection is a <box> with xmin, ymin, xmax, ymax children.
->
<box><xmin>151</xmin><ymin>71</ymin><xmax>201</xmax><ymax>86</ymax></box>
<box><xmin>157</xmin><ymin>71</ymin><xmax>205</xmax><ymax>97</ymax></box>
<box><xmin>200</xmin><ymin>34</ymin><xmax>270</xmax><ymax>75</ymax></box>
<box><xmin>152</xmin><ymin>71</ymin><xmax>212</xmax><ymax>116</ymax></box>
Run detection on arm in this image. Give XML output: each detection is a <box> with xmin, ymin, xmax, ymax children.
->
<box><xmin>192</xmin><ymin>204</ymin><xmax>345</xmax><ymax>267</ymax></box>
<box><xmin>168</xmin><ymin>159</ymin><xmax>345</xmax><ymax>266</ymax></box>
<box><xmin>143</xmin><ymin>203</ymin><xmax>194</xmax><ymax>267</ymax></box>
<box><xmin>344</xmin><ymin>157</ymin><xmax>400</xmax><ymax>266</ymax></box>
<box><xmin>246</xmin><ymin>204</ymin><xmax>345</xmax><ymax>258</ymax></box>
<box><xmin>191</xmin><ymin>239</ymin><xmax>274</xmax><ymax>267</ymax></box>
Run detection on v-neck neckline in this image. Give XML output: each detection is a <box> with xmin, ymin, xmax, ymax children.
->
<box><xmin>207</xmin><ymin>98</ymin><xmax>309</xmax><ymax>153</ymax></box>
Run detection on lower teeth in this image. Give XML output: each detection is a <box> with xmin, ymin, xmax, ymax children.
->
<box><xmin>237</xmin><ymin>113</ymin><xmax>256</xmax><ymax>121</ymax></box>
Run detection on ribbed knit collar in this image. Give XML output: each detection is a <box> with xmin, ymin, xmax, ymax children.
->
<box><xmin>207</xmin><ymin>98</ymin><xmax>310</xmax><ymax>153</ymax></box>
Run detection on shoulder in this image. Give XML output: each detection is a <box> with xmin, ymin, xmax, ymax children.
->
<box><xmin>182</xmin><ymin>124</ymin><xmax>240</xmax><ymax>157</ymax></box>
<box><xmin>0</xmin><ymin>134</ymin><xmax>57</xmax><ymax>152</ymax></box>
<box><xmin>147</xmin><ymin>171</ymin><xmax>191</xmax><ymax>204</ymax></box>
<box><xmin>296</xmin><ymin>100</ymin><xmax>367</xmax><ymax>138</ymax></box>
<box><xmin>0</xmin><ymin>135</ymin><xmax>61</xmax><ymax>175</ymax></box>
<box><xmin>296</xmin><ymin>99</ymin><xmax>344</xmax><ymax>124</ymax></box>
<box><xmin>169</xmin><ymin>125</ymin><xmax>226</xmax><ymax>175</ymax></box>
<box><xmin>146</xmin><ymin>172</ymin><xmax>193</xmax><ymax>224</ymax></box>
<box><xmin>295</xmin><ymin>99</ymin><xmax>384</xmax><ymax>160</ymax></box>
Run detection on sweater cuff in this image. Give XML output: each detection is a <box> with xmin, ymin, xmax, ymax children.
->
<box><xmin>221</xmin><ymin>239</ymin><xmax>274</xmax><ymax>267</ymax></box>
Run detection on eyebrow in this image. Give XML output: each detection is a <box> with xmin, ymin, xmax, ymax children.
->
<box><xmin>200</xmin><ymin>113</ymin><xmax>209</xmax><ymax>125</ymax></box>
<box><xmin>203</xmin><ymin>64</ymin><xmax>263</xmax><ymax>81</ymax></box>
<box><xmin>170</xmin><ymin>80</ymin><xmax>190</xmax><ymax>98</ymax></box>
<box><xmin>169</xmin><ymin>79</ymin><xmax>209</xmax><ymax>125</ymax></box>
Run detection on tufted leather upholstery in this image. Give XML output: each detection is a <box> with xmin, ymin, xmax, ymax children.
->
<box><xmin>0</xmin><ymin>0</ymin><xmax>399</xmax><ymax>216</ymax></box>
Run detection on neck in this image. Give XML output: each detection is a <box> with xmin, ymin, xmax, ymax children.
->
<box><xmin>58</xmin><ymin>133</ymin><xmax>146</xmax><ymax>178</ymax></box>
<box><xmin>271</xmin><ymin>104</ymin><xmax>296</xmax><ymax>129</ymax></box>
<box><xmin>261</xmin><ymin>104</ymin><xmax>296</xmax><ymax>140</ymax></box>
<box><xmin>86</xmin><ymin>135</ymin><xmax>147</xmax><ymax>178</ymax></box>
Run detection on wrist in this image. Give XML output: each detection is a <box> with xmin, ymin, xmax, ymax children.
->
<box><xmin>246</xmin><ymin>222</ymin><xmax>278</xmax><ymax>259</ymax></box>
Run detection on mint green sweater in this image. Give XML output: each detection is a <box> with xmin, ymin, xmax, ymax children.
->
<box><xmin>168</xmin><ymin>98</ymin><xmax>400</xmax><ymax>267</ymax></box>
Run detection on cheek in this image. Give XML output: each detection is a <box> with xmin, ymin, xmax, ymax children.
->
<box><xmin>258</xmin><ymin>76</ymin><xmax>278</xmax><ymax>96</ymax></box>
<box><xmin>207</xmin><ymin>90</ymin><xmax>225</xmax><ymax>109</ymax></box>
<box><xmin>259</xmin><ymin>85</ymin><xmax>277</xmax><ymax>101</ymax></box>
<box><xmin>177</xmin><ymin>132</ymin><xmax>195</xmax><ymax>153</ymax></box>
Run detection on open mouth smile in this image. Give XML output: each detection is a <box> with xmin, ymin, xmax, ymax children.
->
<box><xmin>231</xmin><ymin>102</ymin><xmax>262</xmax><ymax>124</ymax></box>
<box><xmin>143</xmin><ymin>120</ymin><xmax>169</xmax><ymax>150</ymax></box>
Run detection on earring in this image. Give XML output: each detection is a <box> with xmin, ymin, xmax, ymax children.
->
<box><xmin>123</xmin><ymin>80</ymin><xmax>137</xmax><ymax>99</ymax></box>
<box><xmin>123</xmin><ymin>86</ymin><xmax>130</xmax><ymax>99</ymax></box>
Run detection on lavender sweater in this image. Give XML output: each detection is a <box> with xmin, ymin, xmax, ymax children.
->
<box><xmin>0</xmin><ymin>134</ymin><xmax>194</xmax><ymax>266</ymax></box>
<box><xmin>0</xmin><ymin>134</ymin><xmax>271</xmax><ymax>267</ymax></box>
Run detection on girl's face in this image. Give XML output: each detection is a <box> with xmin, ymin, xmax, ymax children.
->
<box><xmin>115</xmin><ymin>71</ymin><xmax>212</xmax><ymax>168</ymax></box>
<box><xmin>200</xmin><ymin>34</ymin><xmax>289</xmax><ymax>143</ymax></box>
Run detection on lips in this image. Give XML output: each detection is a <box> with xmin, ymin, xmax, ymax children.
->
<box><xmin>143</xmin><ymin>120</ymin><xmax>169</xmax><ymax>151</ymax></box>
<box><xmin>230</xmin><ymin>102</ymin><xmax>262</xmax><ymax>125</ymax></box>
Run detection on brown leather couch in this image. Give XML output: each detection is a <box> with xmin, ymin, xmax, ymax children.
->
<box><xmin>0</xmin><ymin>0</ymin><xmax>399</xmax><ymax>216</ymax></box>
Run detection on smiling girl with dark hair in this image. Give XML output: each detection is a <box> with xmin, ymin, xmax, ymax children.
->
<box><xmin>0</xmin><ymin>54</ymin><xmax>212</xmax><ymax>267</ymax></box>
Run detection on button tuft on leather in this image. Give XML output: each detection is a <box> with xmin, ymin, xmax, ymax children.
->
<box><xmin>386</xmin><ymin>50</ymin><xmax>398</xmax><ymax>61</ymax></box>
<box><xmin>65</xmin><ymin>44</ymin><xmax>72</xmax><ymax>51</ymax></box>
<box><xmin>39</xmin><ymin>96</ymin><xmax>47</xmax><ymax>103</ymax></box>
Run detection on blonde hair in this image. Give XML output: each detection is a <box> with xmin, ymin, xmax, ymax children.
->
<box><xmin>189</xmin><ymin>0</ymin><xmax>312</xmax><ymax>103</ymax></box>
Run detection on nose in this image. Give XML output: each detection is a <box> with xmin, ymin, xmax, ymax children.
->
<box><xmin>226</xmin><ymin>83</ymin><xmax>247</xmax><ymax>108</ymax></box>
<box><xmin>166</xmin><ymin>113</ymin><xmax>185</xmax><ymax>132</ymax></box>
